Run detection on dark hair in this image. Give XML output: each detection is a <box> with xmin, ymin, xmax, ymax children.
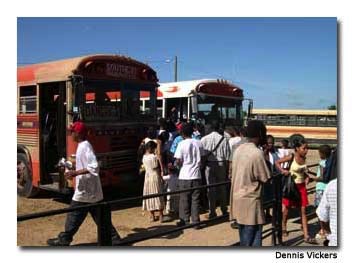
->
<box><xmin>147</xmin><ymin>127</ymin><xmax>157</xmax><ymax>139</ymax></box>
<box><xmin>181</xmin><ymin>123</ymin><xmax>194</xmax><ymax>137</ymax></box>
<box><xmin>246</xmin><ymin>120</ymin><xmax>266</xmax><ymax>139</ymax></box>
<box><xmin>158</xmin><ymin>117</ymin><xmax>167</xmax><ymax>130</ymax></box>
<box><xmin>267</xmin><ymin>134</ymin><xmax>275</xmax><ymax>142</ymax></box>
<box><xmin>210</xmin><ymin>119</ymin><xmax>220</xmax><ymax>131</ymax></box>
<box><xmin>292</xmin><ymin>138</ymin><xmax>307</xmax><ymax>150</ymax></box>
<box><xmin>319</xmin><ymin>144</ymin><xmax>332</xmax><ymax>159</ymax></box>
<box><xmin>281</xmin><ymin>139</ymin><xmax>289</xmax><ymax>147</ymax></box>
<box><xmin>239</xmin><ymin>127</ymin><xmax>247</xmax><ymax>137</ymax></box>
<box><xmin>145</xmin><ymin>140</ymin><xmax>157</xmax><ymax>152</ymax></box>
<box><xmin>158</xmin><ymin>130</ymin><xmax>169</xmax><ymax>143</ymax></box>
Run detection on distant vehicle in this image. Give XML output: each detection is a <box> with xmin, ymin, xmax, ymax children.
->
<box><xmin>251</xmin><ymin>108</ymin><xmax>337</xmax><ymax>146</ymax></box>
<box><xmin>143</xmin><ymin>79</ymin><xmax>253</xmax><ymax>129</ymax></box>
<box><xmin>17</xmin><ymin>54</ymin><xmax>159</xmax><ymax>197</ymax></box>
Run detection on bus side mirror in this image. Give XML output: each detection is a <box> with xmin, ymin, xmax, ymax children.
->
<box><xmin>191</xmin><ymin>96</ymin><xmax>198</xmax><ymax>114</ymax></box>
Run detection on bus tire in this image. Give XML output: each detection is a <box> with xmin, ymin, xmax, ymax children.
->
<box><xmin>289</xmin><ymin>134</ymin><xmax>305</xmax><ymax>147</ymax></box>
<box><xmin>17</xmin><ymin>153</ymin><xmax>38</xmax><ymax>198</ymax></box>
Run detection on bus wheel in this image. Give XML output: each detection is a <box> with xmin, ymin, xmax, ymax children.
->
<box><xmin>17</xmin><ymin>153</ymin><xmax>38</xmax><ymax>197</ymax></box>
<box><xmin>289</xmin><ymin>134</ymin><xmax>305</xmax><ymax>147</ymax></box>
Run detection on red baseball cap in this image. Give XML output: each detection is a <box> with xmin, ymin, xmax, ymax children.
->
<box><xmin>176</xmin><ymin>122</ymin><xmax>183</xmax><ymax>131</ymax></box>
<box><xmin>70</xmin><ymin>121</ymin><xmax>87</xmax><ymax>135</ymax></box>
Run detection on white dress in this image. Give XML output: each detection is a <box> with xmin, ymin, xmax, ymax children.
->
<box><xmin>142</xmin><ymin>154</ymin><xmax>165</xmax><ymax>211</ymax></box>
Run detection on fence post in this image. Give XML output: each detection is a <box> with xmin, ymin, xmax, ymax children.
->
<box><xmin>274</xmin><ymin>174</ymin><xmax>283</xmax><ymax>245</ymax></box>
<box><xmin>97</xmin><ymin>203</ymin><xmax>112</xmax><ymax>246</ymax></box>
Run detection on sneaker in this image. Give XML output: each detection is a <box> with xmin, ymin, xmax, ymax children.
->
<box><xmin>193</xmin><ymin>224</ymin><xmax>202</xmax><ymax>230</ymax></box>
<box><xmin>205</xmin><ymin>213</ymin><xmax>217</xmax><ymax>220</ymax></box>
<box><xmin>176</xmin><ymin>220</ymin><xmax>189</xmax><ymax>227</ymax></box>
<box><xmin>222</xmin><ymin>211</ymin><xmax>229</xmax><ymax>217</ymax></box>
<box><xmin>47</xmin><ymin>237</ymin><xmax>70</xmax><ymax>246</ymax></box>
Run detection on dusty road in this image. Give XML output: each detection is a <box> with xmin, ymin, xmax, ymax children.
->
<box><xmin>17</xmin><ymin>150</ymin><xmax>324</xmax><ymax>247</ymax></box>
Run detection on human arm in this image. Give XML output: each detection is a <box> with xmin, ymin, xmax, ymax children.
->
<box><xmin>156</xmin><ymin>139</ymin><xmax>165</xmax><ymax>176</ymax></box>
<box><xmin>65</xmin><ymin>168</ymin><xmax>89</xmax><ymax>179</ymax></box>
<box><xmin>174</xmin><ymin>142</ymin><xmax>183</xmax><ymax>169</ymax></box>
<box><xmin>253</xmin><ymin>151</ymin><xmax>272</xmax><ymax>183</ymax></box>
<box><xmin>66</xmin><ymin>144</ymin><xmax>99</xmax><ymax>179</ymax></box>
<box><xmin>275</xmin><ymin>154</ymin><xmax>293</xmax><ymax>176</ymax></box>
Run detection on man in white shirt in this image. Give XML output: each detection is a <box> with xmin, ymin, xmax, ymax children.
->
<box><xmin>174</xmin><ymin>123</ymin><xmax>205</xmax><ymax>229</ymax></box>
<box><xmin>47</xmin><ymin>121</ymin><xmax>121</xmax><ymax>246</ymax></box>
<box><xmin>201</xmin><ymin>120</ymin><xmax>230</xmax><ymax>218</ymax></box>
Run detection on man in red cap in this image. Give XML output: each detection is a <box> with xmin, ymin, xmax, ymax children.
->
<box><xmin>47</xmin><ymin>121</ymin><xmax>121</xmax><ymax>246</ymax></box>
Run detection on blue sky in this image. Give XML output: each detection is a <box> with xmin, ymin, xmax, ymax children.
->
<box><xmin>17</xmin><ymin>17</ymin><xmax>337</xmax><ymax>109</ymax></box>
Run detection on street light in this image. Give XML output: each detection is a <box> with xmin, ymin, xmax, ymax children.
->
<box><xmin>165</xmin><ymin>55</ymin><xmax>178</xmax><ymax>82</ymax></box>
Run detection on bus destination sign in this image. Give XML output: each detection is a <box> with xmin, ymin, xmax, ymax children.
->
<box><xmin>106</xmin><ymin>63</ymin><xmax>137</xmax><ymax>80</ymax></box>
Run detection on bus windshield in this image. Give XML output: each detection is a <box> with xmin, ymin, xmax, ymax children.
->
<box><xmin>196</xmin><ymin>94</ymin><xmax>242</xmax><ymax>126</ymax></box>
<box><xmin>82</xmin><ymin>81</ymin><xmax>156</xmax><ymax>122</ymax></box>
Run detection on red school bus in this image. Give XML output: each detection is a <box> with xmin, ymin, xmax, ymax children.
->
<box><xmin>144</xmin><ymin>79</ymin><xmax>253</xmax><ymax>130</ymax></box>
<box><xmin>17</xmin><ymin>54</ymin><xmax>159</xmax><ymax>197</ymax></box>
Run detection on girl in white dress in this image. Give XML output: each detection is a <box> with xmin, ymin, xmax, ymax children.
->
<box><xmin>142</xmin><ymin>141</ymin><xmax>165</xmax><ymax>222</ymax></box>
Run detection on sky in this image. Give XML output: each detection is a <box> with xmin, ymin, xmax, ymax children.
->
<box><xmin>17</xmin><ymin>17</ymin><xmax>337</xmax><ymax>109</ymax></box>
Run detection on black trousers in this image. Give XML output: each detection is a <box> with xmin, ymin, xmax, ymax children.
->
<box><xmin>178</xmin><ymin>179</ymin><xmax>202</xmax><ymax>223</ymax></box>
<box><xmin>58</xmin><ymin>200</ymin><xmax>120</xmax><ymax>244</ymax></box>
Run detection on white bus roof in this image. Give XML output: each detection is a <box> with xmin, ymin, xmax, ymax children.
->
<box><xmin>252</xmin><ymin>108</ymin><xmax>337</xmax><ymax>116</ymax></box>
<box><xmin>157</xmin><ymin>79</ymin><xmax>238</xmax><ymax>98</ymax></box>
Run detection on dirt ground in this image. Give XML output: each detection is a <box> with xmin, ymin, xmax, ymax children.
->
<box><xmin>17</xmin><ymin>150</ymin><xmax>322</xmax><ymax>247</ymax></box>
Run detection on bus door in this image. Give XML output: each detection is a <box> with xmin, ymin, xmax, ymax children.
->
<box><xmin>39</xmin><ymin>82</ymin><xmax>67</xmax><ymax>184</ymax></box>
<box><xmin>165</xmin><ymin>97</ymin><xmax>188</xmax><ymax>121</ymax></box>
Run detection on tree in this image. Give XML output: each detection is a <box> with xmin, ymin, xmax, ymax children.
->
<box><xmin>327</xmin><ymin>104</ymin><xmax>337</xmax><ymax>110</ymax></box>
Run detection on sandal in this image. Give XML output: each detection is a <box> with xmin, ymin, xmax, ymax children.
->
<box><xmin>315</xmin><ymin>231</ymin><xmax>327</xmax><ymax>240</ymax></box>
<box><xmin>303</xmin><ymin>237</ymin><xmax>318</xmax><ymax>245</ymax></box>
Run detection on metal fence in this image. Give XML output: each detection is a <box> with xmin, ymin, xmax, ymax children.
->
<box><xmin>18</xmin><ymin>164</ymin><xmax>319</xmax><ymax>246</ymax></box>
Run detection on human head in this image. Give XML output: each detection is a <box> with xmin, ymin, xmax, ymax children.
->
<box><xmin>239</xmin><ymin>127</ymin><xmax>247</xmax><ymax>137</ymax></box>
<box><xmin>181</xmin><ymin>123</ymin><xmax>194</xmax><ymax>138</ymax></box>
<box><xmin>318</xmin><ymin>144</ymin><xmax>331</xmax><ymax>160</ymax></box>
<box><xmin>210</xmin><ymin>119</ymin><xmax>220</xmax><ymax>132</ymax></box>
<box><xmin>292</xmin><ymin>138</ymin><xmax>308</xmax><ymax>158</ymax></box>
<box><xmin>158</xmin><ymin>130</ymin><xmax>169</xmax><ymax>144</ymax></box>
<box><xmin>246</xmin><ymin>120</ymin><xmax>267</xmax><ymax>146</ymax></box>
<box><xmin>281</xmin><ymin>139</ymin><xmax>289</xmax><ymax>149</ymax></box>
<box><xmin>146</xmin><ymin>127</ymin><xmax>156</xmax><ymax>139</ymax></box>
<box><xmin>266</xmin><ymin>134</ymin><xmax>275</xmax><ymax>151</ymax></box>
<box><xmin>145</xmin><ymin>140</ymin><xmax>157</xmax><ymax>154</ymax></box>
<box><xmin>158</xmin><ymin>117</ymin><xmax>167</xmax><ymax>130</ymax></box>
<box><xmin>70</xmin><ymin>121</ymin><xmax>87</xmax><ymax>142</ymax></box>
<box><xmin>176</xmin><ymin>122</ymin><xmax>183</xmax><ymax>134</ymax></box>
<box><xmin>225</xmin><ymin>127</ymin><xmax>237</xmax><ymax>137</ymax></box>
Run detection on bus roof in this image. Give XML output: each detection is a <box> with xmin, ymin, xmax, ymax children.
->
<box><xmin>17</xmin><ymin>54</ymin><xmax>157</xmax><ymax>85</ymax></box>
<box><xmin>252</xmin><ymin>108</ymin><xmax>337</xmax><ymax>116</ymax></box>
<box><xmin>157</xmin><ymin>79</ymin><xmax>242</xmax><ymax>98</ymax></box>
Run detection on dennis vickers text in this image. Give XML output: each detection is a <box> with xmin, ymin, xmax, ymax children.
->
<box><xmin>275</xmin><ymin>251</ymin><xmax>338</xmax><ymax>260</ymax></box>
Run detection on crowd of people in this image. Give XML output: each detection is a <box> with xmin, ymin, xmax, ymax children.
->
<box><xmin>46</xmin><ymin>116</ymin><xmax>337</xmax><ymax>247</ymax></box>
<box><xmin>137</xmin><ymin>117</ymin><xmax>337</xmax><ymax>246</ymax></box>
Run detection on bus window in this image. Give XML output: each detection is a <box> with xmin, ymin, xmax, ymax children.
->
<box><xmin>197</xmin><ymin>95</ymin><xmax>240</xmax><ymax>126</ymax></box>
<box><xmin>19</xmin><ymin>86</ymin><xmax>37</xmax><ymax>114</ymax></box>
<box><xmin>83</xmin><ymin>85</ymin><xmax>122</xmax><ymax>122</ymax></box>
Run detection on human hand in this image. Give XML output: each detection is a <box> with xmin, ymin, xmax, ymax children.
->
<box><xmin>65</xmin><ymin>170</ymin><xmax>76</xmax><ymax>179</ymax></box>
<box><xmin>305</xmin><ymin>177</ymin><xmax>310</xmax><ymax>186</ymax></box>
<box><xmin>282</xmin><ymin>170</ymin><xmax>290</xmax><ymax>176</ymax></box>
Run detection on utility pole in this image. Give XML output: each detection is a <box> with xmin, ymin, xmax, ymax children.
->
<box><xmin>174</xmin><ymin>55</ymin><xmax>178</xmax><ymax>82</ymax></box>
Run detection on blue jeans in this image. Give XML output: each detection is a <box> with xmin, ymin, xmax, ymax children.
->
<box><xmin>238</xmin><ymin>224</ymin><xmax>263</xmax><ymax>246</ymax></box>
